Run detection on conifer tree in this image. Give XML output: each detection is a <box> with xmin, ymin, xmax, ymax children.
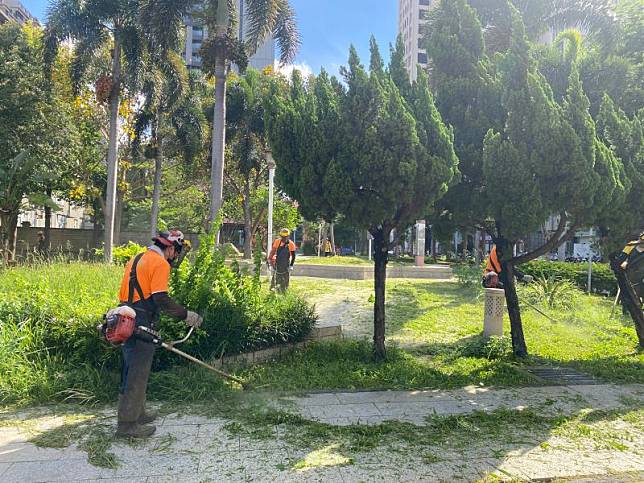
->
<box><xmin>267</xmin><ymin>39</ymin><xmax>458</xmax><ymax>358</ymax></box>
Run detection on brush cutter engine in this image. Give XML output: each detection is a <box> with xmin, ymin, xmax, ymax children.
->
<box><xmin>98</xmin><ymin>306</ymin><xmax>137</xmax><ymax>345</ymax></box>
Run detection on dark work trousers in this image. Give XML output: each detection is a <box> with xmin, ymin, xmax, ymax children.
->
<box><xmin>273</xmin><ymin>269</ymin><xmax>290</xmax><ymax>292</ymax></box>
<box><xmin>273</xmin><ymin>243</ymin><xmax>291</xmax><ymax>293</ymax></box>
<box><xmin>118</xmin><ymin>312</ymin><xmax>156</xmax><ymax>425</ymax></box>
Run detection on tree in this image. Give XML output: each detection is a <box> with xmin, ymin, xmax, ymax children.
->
<box><xmin>426</xmin><ymin>1</ymin><xmax>626</xmax><ymax>355</ymax></box>
<box><xmin>0</xmin><ymin>22</ymin><xmax>80</xmax><ymax>262</ymax></box>
<box><xmin>224</xmin><ymin>69</ymin><xmax>270</xmax><ymax>258</ymax></box>
<box><xmin>595</xmin><ymin>96</ymin><xmax>643</xmax><ymax>254</ymax></box>
<box><xmin>424</xmin><ymin>0</ymin><xmax>503</xmax><ymax>234</ymax></box>
<box><xmin>482</xmin><ymin>11</ymin><xmax>624</xmax><ymax>355</ymax></box>
<box><xmin>267</xmin><ymin>39</ymin><xmax>458</xmax><ymax>358</ymax></box>
<box><xmin>198</xmin><ymin>0</ymin><xmax>300</xmax><ymax>236</ymax></box>
<box><xmin>45</xmin><ymin>0</ymin><xmax>192</xmax><ymax>262</ymax></box>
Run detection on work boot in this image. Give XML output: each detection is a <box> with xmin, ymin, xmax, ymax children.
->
<box><xmin>138</xmin><ymin>409</ymin><xmax>159</xmax><ymax>424</ymax></box>
<box><xmin>115</xmin><ymin>422</ymin><xmax>156</xmax><ymax>439</ymax></box>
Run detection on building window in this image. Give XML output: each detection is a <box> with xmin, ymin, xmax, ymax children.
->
<box><xmin>419</xmin><ymin>9</ymin><xmax>428</xmax><ymax>20</ymax></box>
<box><xmin>419</xmin><ymin>0</ymin><xmax>430</xmax><ymax>5</ymax></box>
<box><xmin>417</xmin><ymin>52</ymin><xmax>428</xmax><ymax>64</ymax></box>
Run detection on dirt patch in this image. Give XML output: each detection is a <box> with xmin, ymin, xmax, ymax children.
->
<box><xmin>313</xmin><ymin>287</ymin><xmax>373</xmax><ymax>339</ymax></box>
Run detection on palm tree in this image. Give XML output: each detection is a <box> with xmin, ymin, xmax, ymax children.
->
<box><xmin>134</xmin><ymin>69</ymin><xmax>208</xmax><ymax>239</ymax></box>
<box><xmin>199</xmin><ymin>0</ymin><xmax>300</xmax><ymax>236</ymax></box>
<box><xmin>512</xmin><ymin>0</ymin><xmax>616</xmax><ymax>40</ymax></box>
<box><xmin>45</xmin><ymin>0</ymin><xmax>192</xmax><ymax>262</ymax></box>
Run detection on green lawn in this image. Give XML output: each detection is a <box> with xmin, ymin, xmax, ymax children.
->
<box><xmin>1</xmin><ymin>263</ymin><xmax>642</xmax><ymax>408</ymax></box>
<box><xmin>242</xmin><ymin>277</ymin><xmax>643</xmax><ymax>391</ymax></box>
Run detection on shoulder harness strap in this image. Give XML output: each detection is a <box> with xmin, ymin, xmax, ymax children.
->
<box><xmin>127</xmin><ymin>253</ymin><xmax>146</xmax><ymax>305</ymax></box>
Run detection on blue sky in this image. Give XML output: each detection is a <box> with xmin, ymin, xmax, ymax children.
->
<box><xmin>23</xmin><ymin>0</ymin><xmax>398</xmax><ymax>79</ymax></box>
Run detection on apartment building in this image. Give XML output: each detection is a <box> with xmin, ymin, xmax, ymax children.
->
<box><xmin>398</xmin><ymin>0</ymin><xmax>433</xmax><ymax>81</ymax></box>
<box><xmin>0</xmin><ymin>0</ymin><xmax>38</xmax><ymax>25</ymax></box>
<box><xmin>184</xmin><ymin>0</ymin><xmax>275</xmax><ymax>71</ymax></box>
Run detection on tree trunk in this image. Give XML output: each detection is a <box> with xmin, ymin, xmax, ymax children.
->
<box><xmin>610</xmin><ymin>256</ymin><xmax>644</xmax><ymax>348</ymax></box>
<box><xmin>114</xmin><ymin>187</ymin><xmax>123</xmax><ymax>247</ymax></box>
<box><xmin>44</xmin><ymin>186</ymin><xmax>52</xmax><ymax>255</ymax></box>
<box><xmin>497</xmin><ymin>239</ymin><xmax>528</xmax><ymax>357</ymax></box>
<box><xmin>242</xmin><ymin>176</ymin><xmax>252</xmax><ymax>259</ymax></box>
<box><xmin>474</xmin><ymin>230</ymin><xmax>481</xmax><ymax>264</ymax></box>
<box><xmin>0</xmin><ymin>210</ymin><xmax>18</xmax><ymax>263</ymax></box>
<box><xmin>207</xmin><ymin>30</ymin><xmax>228</xmax><ymax>239</ymax></box>
<box><xmin>150</xmin><ymin>114</ymin><xmax>163</xmax><ymax>239</ymax></box>
<box><xmin>104</xmin><ymin>39</ymin><xmax>122</xmax><ymax>263</ymax></box>
<box><xmin>317</xmin><ymin>223</ymin><xmax>322</xmax><ymax>257</ymax></box>
<box><xmin>372</xmin><ymin>229</ymin><xmax>389</xmax><ymax>360</ymax></box>
<box><xmin>330</xmin><ymin>223</ymin><xmax>336</xmax><ymax>255</ymax></box>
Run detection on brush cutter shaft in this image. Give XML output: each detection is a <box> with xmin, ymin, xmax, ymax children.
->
<box><xmin>135</xmin><ymin>326</ymin><xmax>247</xmax><ymax>388</ymax></box>
<box><xmin>161</xmin><ymin>343</ymin><xmax>246</xmax><ymax>385</ymax></box>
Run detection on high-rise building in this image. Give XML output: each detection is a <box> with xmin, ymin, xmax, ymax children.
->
<box><xmin>0</xmin><ymin>0</ymin><xmax>38</xmax><ymax>26</ymax></box>
<box><xmin>183</xmin><ymin>0</ymin><xmax>275</xmax><ymax>71</ymax></box>
<box><xmin>398</xmin><ymin>0</ymin><xmax>433</xmax><ymax>81</ymax></box>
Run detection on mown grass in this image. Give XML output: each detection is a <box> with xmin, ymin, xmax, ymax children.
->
<box><xmin>13</xmin><ymin>394</ymin><xmax>642</xmax><ymax>471</ymax></box>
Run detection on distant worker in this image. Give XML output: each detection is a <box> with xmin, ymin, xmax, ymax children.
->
<box><xmin>323</xmin><ymin>237</ymin><xmax>333</xmax><ymax>257</ymax></box>
<box><xmin>617</xmin><ymin>232</ymin><xmax>644</xmax><ymax>271</ymax></box>
<box><xmin>36</xmin><ymin>231</ymin><xmax>46</xmax><ymax>256</ymax></box>
<box><xmin>116</xmin><ymin>230</ymin><xmax>203</xmax><ymax>439</ymax></box>
<box><xmin>269</xmin><ymin>228</ymin><xmax>296</xmax><ymax>292</ymax></box>
<box><xmin>482</xmin><ymin>244</ymin><xmax>532</xmax><ymax>288</ymax></box>
<box><xmin>617</xmin><ymin>232</ymin><xmax>644</xmax><ymax>301</ymax></box>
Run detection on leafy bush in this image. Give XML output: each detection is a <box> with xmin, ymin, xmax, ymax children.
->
<box><xmin>520</xmin><ymin>260</ymin><xmax>616</xmax><ymax>295</ymax></box>
<box><xmin>160</xmin><ymin>234</ymin><xmax>317</xmax><ymax>366</ymax></box>
<box><xmin>522</xmin><ymin>276</ymin><xmax>581</xmax><ymax>309</ymax></box>
<box><xmin>483</xmin><ymin>336</ymin><xmax>513</xmax><ymax>360</ymax></box>
<box><xmin>301</xmin><ymin>240</ymin><xmax>317</xmax><ymax>256</ymax></box>
<box><xmin>0</xmin><ymin>240</ymin><xmax>317</xmax><ymax>404</ymax></box>
<box><xmin>94</xmin><ymin>241</ymin><xmax>146</xmax><ymax>265</ymax></box>
<box><xmin>453</xmin><ymin>264</ymin><xmax>482</xmax><ymax>288</ymax></box>
<box><xmin>456</xmin><ymin>335</ymin><xmax>514</xmax><ymax>361</ymax></box>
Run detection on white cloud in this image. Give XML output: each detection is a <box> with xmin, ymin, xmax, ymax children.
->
<box><xmin>275</xmin><ymin>61</ymin><xmax>314</xmax><ymax>79</ymax></box>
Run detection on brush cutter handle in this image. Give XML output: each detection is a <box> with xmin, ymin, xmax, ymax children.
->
<box><xmin>170</xmin><ymin>326</ymin><xmax>194</xmax><ymax>346</ymax></box>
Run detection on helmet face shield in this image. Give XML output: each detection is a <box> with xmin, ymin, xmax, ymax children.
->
<box><xmin>153</xmin><ymin>230</ymin><xmax>185</xmax><ymax>252</ymax></box>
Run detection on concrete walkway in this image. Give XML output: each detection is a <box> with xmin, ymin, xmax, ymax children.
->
<box><xmin>279</xmin><ymin>383</ymin><xmax>644</xmax><ymax>426</ymax></box>
<box><xmin>1</xmin><ymin>384</ymin><xmax>642</xmax><ymax>482</ymax></box>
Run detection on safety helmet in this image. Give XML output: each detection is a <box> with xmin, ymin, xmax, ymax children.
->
<box><xmin>153</xmin><ymin>230</ymin><xmax>185</xmax><ymax>251</ymax></box>
<box><xmin>279</xmin><ymin>228</ymin><xmax>291</xmax><ymax>237</ymax></box>
<box><xmin>484</xmin><ymin>271</ymin><xmax>500</xmax><ymax>289</ymax></box>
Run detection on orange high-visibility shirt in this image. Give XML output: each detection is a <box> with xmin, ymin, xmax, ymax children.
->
<box><xmin>119</xmin><ymin>249</ymin><xmax>171</xmax><ymax>303</ymax></box>
<box><xmin>484</xmin><ymin>245</ymin><xmax>502</xmax><ymax>276</ymax></box>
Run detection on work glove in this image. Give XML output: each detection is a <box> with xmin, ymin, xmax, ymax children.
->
<box><xmin>289</xmin><ymin>266</ymin><xmax>294</xmax><ymax>272</ymax></box>
<box><xmin>523</xmin><ymin>275</ymin><xmax>534</xmax><ymax>284</ymax></box>
<box><xmin>185</xmin><ymin>311</ymin><xmax>203</xmax><ymax>328</ymax></box>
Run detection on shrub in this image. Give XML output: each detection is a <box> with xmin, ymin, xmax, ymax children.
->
<box><xmin>522</xmin><ymin>276</ymin><xmax>581</xmax><ymax>309</ymax></box>
<box><xmin>301</xmin><ymin>240</ymin><xmax>317</xmax><ymax>256</ymax></box>
<box><xmin>0</xmin><ymin>241</ymin><xmax>317</xmax><ymax>404</ymax></box>
<box><xmin>453</xmin><ymin>264</ymin><xmax>482</xmax><ymax>288</ymax></box>
<box><xmin>159</xmin><ymin>233</ymin><xmax>317</xmax><ymax>366</ymax></box>
<box><xmin>94</xmin><ymin>241</ymin><xmax>146</xmax><ymax>265</ymax></box>
<box><xmin>520</xmin><ymin>260</ymin><xmax>616</xmax><ymax>295</ymax></box>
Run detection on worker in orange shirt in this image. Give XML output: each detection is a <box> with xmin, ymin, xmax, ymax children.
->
<box><xmin>116</xmin><ymin>230</ymin><xmax>203</xmax><ymax>438</ymax></box>
<box><xmin>483</xmin><ymin>244</ymin><xmax>532</xmax><ymax>288</ymax></box>
<box><xmin>269</xmin><ymin>228</ymin><xmax>296</xmax><ymax>292</ymax></box>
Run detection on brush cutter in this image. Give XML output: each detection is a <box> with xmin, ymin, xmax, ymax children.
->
<box><xmin>135</xmin><ymin>325</ymin><xmax>250</xmax><ymax>389</ymax></box>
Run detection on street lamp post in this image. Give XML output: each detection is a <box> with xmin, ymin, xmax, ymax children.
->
<box><xmin>265</xmin><ymin>148</ymin><xmax>276</xmax><ymax>260</ymax></box>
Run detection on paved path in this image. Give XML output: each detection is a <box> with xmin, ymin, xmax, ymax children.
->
<box><xmin>279</xmin><ymin>383</ymin><xmax>644</xmax><ymax>426</ymax></box>
<box><xmin>1</xmin><ymin>384</ymin><xmax>643</xmax><ymax>482</ymax></box>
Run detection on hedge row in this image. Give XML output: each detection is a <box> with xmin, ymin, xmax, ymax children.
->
<box><xmin>520</xmin><ymin>260</ymin><xmax>617</xmax><ymax>295</ymax></box>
